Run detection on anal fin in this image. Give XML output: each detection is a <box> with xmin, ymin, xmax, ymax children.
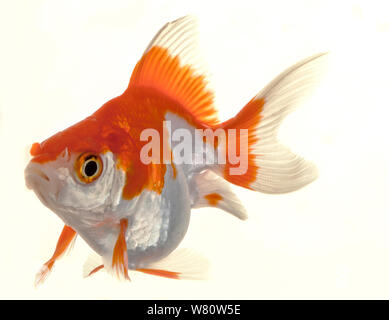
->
<box><xmin>190</xmin><ymin>170</ymin><xmax>247</xmax><ymax>220</ymax></box>
<box><xmin>142</xmin><ymin>248</ymin><xmax>210</xmax><ymax>280</ymax></box>
<box><xmin>136</xmin><ymin>268</ymin><xmax>181</xmax><ymax>279</ymax></box>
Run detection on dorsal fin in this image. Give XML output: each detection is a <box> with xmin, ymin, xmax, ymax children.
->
<box><xmin>127</xmin><ymin>16</ymin><xmax>219</xmax><ymax>126</ymax></box>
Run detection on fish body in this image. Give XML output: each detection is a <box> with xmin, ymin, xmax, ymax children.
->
<box><xmin>25</xmin><ymin>16</ymin><xmax>326</xmax><ymax>283</ymax></box>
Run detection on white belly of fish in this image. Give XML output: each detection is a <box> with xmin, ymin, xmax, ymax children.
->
<box><xmin>47</xmin><ymin>153</ymin><xmax>191</xmax><ymax>272</ymax></box>
<box><xmin>76</xmin><ymin>163</ymin><xmax>190</xmax><ymax>269</ymax></box>
<box><xmin>124</xmin><ymin>165</ymin><xmax>191</xmax><ymax>268</ymax></box>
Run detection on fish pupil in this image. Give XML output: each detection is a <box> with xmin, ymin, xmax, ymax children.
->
<box><xmin>84</xmin><ymin>160</ymin><xmax>98</xmax><ymax>177</ymax></box>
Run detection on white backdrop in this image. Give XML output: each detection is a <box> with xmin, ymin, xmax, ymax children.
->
<box><xmin>1</xmin><ymin>0</ymin><xmax>389</xmax><ymax>299</ymax></box>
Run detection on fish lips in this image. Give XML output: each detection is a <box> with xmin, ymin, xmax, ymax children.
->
<box><xmin>25</xmin><ymin>161</ymin><xmax>60</xmax><ymax>208</ymax></box>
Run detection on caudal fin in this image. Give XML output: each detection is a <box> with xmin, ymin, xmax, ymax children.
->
<box><xmin>220</xmin><ymin>53</ymin><xmax>328</xmax><ymax>194</ymax></box>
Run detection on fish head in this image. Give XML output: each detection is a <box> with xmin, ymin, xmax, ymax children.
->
<box><xmin>24</xmin><ymin>115</ymin><xmax>127</xmax><ymax>224</ymax></box>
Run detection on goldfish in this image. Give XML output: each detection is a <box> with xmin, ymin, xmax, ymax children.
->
<box><xmin>24</xmin><ymin>16</ymin><xmax>326</xmax><ymax>285</ymax></box>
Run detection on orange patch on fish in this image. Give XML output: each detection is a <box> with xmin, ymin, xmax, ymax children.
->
<box><xmin>129</xmin><ymin>46</ymin><xmax>218</xmax><ymax>128</ymax></box>
<box><xmin>29</xmin><ymin>45</ymin><xmax>219</xmax><ymax>200</ymax></box>
<box><xmin>220</xmin><ymin>97</ymin><xmax>265</xmax><ymax>189</ymax></box>
<box><xmin>30</xmin><ymin>142</ymin><xmax>42</xmax><ymax>156</ymax></box>
<box><xmin>204</xmin><ymin>193</ymin><xmax>223</xmax><ymax>206</ymax></box>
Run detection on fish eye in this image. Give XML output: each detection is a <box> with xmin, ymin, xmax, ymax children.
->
<box><xmin>75</xmin><ymin>153</ymin><xmax>103</xmax><ymax>183</ymax></box>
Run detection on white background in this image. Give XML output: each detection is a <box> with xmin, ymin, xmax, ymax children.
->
<box><xmin>1</xmin><ymin>0</ymin><xmax>389</xmax><ymax>299</ymax></box>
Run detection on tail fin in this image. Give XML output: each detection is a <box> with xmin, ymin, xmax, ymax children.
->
<box><xmin>220</xmin><ymin>53</ymin><xmax>328</xmax><ymax>194</ymax></box>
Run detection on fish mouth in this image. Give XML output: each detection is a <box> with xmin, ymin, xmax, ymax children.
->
<box><xmin>25</xmin><ymin>162</ymin><xmax>58</xmax><ymax>208</ymax></box>
<box><xmin>25</xmin><ymin>163</ymin><xmax>50</xmax><ymax>190</ymax></box>
<box><xmin>25</xmin><ymin>168</ymin><xmax>50</xmax><ymax>189</ymax></box>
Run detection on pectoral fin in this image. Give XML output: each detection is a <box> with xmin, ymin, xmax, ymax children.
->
<box><xmin>35</xmin><ymin>225</ymin><xmax>76</xmax><ymax>287</ymax></box>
